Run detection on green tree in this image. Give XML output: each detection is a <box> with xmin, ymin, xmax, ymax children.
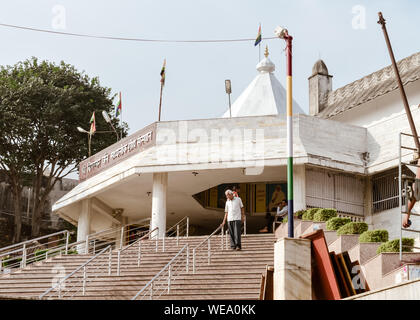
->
<box><xmin>0</xmin><ymin>57</ymin><xmax>128</xmax><ymax>240</ymax></box>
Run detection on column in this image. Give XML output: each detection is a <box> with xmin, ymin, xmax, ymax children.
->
<box><xmin>274</xmin><ymin>237</ymin><xmax>312</xmax><ymax>300</ymax></box>
<box><xmin>77</xmin><ymin>198</ymin><xmax>92</xmax><ymax>253</ymax></box>
<box><xmin>151</xmin><ymin>172</ymin><xmax>168</xmax><ymax>239</ymax></box>
<box><xmin>293</xmin><ymin>165</ymin><xmax>306</xmax><ymax>211</ymax></box>
<box><xmin>364</xmin><ymin>176</ymin><xmax>373</xmax><ymax>226</ymax></box>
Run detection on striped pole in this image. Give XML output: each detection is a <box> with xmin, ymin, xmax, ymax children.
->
<box><xmin>285</xmin><ymin>33</ymin><xmax>294</xmax><ymax>238</ymax></box>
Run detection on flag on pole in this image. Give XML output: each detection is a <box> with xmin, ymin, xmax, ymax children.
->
<box><xmin>160</xmin><ymin>59</ymin><xmax>166</xmax><ymax>86</ymax></box>
<box><xmin>89</xmin><ymin>111</ymin><xmax>96</xmax><ymax>134</ymax></box>
<box><xmin>254</xmin><ymin>24</ymin><xmax>262</xmax><ymax>46</ymax></box>
<box><xmin>115</xmin><ymin>92</ymin><xmax>122</xmax><ymax>117</ymax></box>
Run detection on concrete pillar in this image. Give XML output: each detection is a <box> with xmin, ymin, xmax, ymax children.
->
<box><xmin>293</xmin><ymin>165</ymin><xmax>306</xmax><ymax>212</ymax></box>
<box><xmin>364</xmin><ymin>176</ymin><xmax>373</xmax><ymax>227</ymax></box>
<box><xmin>274</xmin><ymin>237</ymin><xmax>312</xmax><ymax>300</ymax></box>
<box><xmin>151</xmin><ymin>172</ymin><xmax>168</xmax><ymax>239</ymax></box>
<box><xmin>77</xmin><ymin>198</ymin><xmax>92</xmax><ymax>253</ymax></box>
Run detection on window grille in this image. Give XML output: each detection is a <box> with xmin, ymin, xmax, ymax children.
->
<box><xmin>372</xmin><ymin>166</ymin><xmax>413</xmax><ymax>213</ymax></box>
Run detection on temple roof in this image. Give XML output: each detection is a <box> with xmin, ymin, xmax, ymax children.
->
<box><xmin>318</xmin><ymin>51</ymin><xmax>420</xmax><ymax>119</ymax></box>
<box><xmin>222</xmin><ymin>48</ymin><xmax>304</xmax><ymax>118</ymax></box>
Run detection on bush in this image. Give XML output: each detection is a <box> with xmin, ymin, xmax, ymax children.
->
<box><xmin>377</xmin><ymin>238</ymin><xmax>415</xmax><ymax>254</ymax></box>
<box><xmin>313</xmin><ymin>209</ymin><xmax>337</xmax><ymax>222</ymax></box>
<box><xmin>282</xmin><ymin>217</ymin><xmax>288</xmax><ymax>224</ymax></box>
<box><xmin>337</xmin><ymin>222</ymin><xmax>368</xmax><ymax>235</ymax></box>
<box><xmin>359</xmin><ymin>230</ymin><xmax>389</xmax><ymax>243</ymax></box>
<box><xmin>34</xmin><ymin>249</ymin><xmax>49</xmax><ymax>262</ymax></box>
<box><xmin>302</xmin><ymin>208</ymin><xmax>320</xmax><ymax>221</ymax></box>
<box><xmin>326</xmin><ymin>217</ymin><xmax>351</xmax><ymax>231</ymax></box>
<box><xmin>295</xmin><ymin>210</ymin><xmax>306</xmax><ymax>219</ymax></box>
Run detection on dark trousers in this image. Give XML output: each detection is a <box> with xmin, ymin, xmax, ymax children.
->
<box><xmin>228</xmin><ymin>220</ymin><xmax>242</xmax><ymax>249</ymax></box>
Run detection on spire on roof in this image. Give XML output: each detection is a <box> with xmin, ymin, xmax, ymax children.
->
<box><xmin>257</xmin><ymin>47</ymin><xmax>275</xmax><ymax>73</ymax></box>
<box><xmin>221</xmin><ymin>51</ymin><xmax>304</xmax><ymax>118</ymax></box>
<box><xmin>264</xmin><ymin>45</ymin><xmax>269</xmax><ymax>58</ymax></box>
<box><xmin>312</xmin><ymin>59</ymin><xmax>329</xmax><ymax>76</ymax></box>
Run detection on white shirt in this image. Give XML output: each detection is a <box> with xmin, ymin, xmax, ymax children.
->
<box><xmin>277</xmin><ymin>205</ymin><xmax>288</xmax><ymax>217</ymax></box>
<box><xmin>225</xmin><ymin>197</ymin><xmax>244</xmax><ymax>221</ymax></box>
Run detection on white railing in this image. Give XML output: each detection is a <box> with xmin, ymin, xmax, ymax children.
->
<box><xmin>0</xmin><ymin>218</ymin><xmax>150</xmax><ymax>274</ymax></box>
<box><xmin>74</xmin><ymin>218</ymin><xmax>151</xmax><ymax>255</ymax></box>
<box><xmin>165</xmin><ymin>217</ymin><xmax>189</xmax><ymax>246</ymax></box>
<box><xmin>39</xmin><ymin>245</ymin><xmax>113</xmax><ymax>299</ymax></box>
<box><xmin>192</xmin><ymin>225</ymin><xmax>225</xmax><ymax>274</ymax></box>
<box><xmin>116</xmin><ymin>227</ymin><xmax>160</xmax><ymax>276</ymax></box>
<box><xmin>131</xmin><ymin>244</ymin><xmax>190</xmax><ymax>300</ymax></box>
<box><xmin>0</xmin><ymin>230</ymin><xmax>71</xmax><ymax>273</ymax></box>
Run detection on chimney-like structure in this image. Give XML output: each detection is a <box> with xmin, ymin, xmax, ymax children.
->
<box><xmin>308</xmin><ymin>60</ymin><xmax>332</xmax><ymax>116</ymax></box>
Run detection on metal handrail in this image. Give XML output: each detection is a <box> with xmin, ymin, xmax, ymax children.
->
<box><xmin>0</xmin><ymin>218</ymin><xmax>151</xmax><ymax>273</ymax></box>
<box><xmin>117</xmin><ymin>227</ymin><xmax>159</xmax><ymax>275</ymax></box>
<box><xmin>192</xmin><ymin>225</ymin><xmax>225</xmax><ymax>274</ymax></box>
<box><xmin>131</xmin><ymin>244</ymin><xmax>189</xmax><ymax>300</ymax></box>
<box><xmin>39</xmin><ymin>245</ymin><xmax>112</xmax><ymax>299</ymax></box>
<box><xmin>0</xmin><ymin>230</ymin><xmax>71</xmax><ymax>272</ymax></box>
<box><xmin>166</xmin><ymin>216</ymin><xmax>189</xmax><ymax>237</ymax></box>
<box><xmin>0</xmin><ymin>229</ymin><xmax>70</xmax><ymax>253</ymax></box>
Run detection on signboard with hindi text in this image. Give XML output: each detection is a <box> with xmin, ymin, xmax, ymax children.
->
<box><xmin>78</xmin><ymin>123</ymin><xmax>156</xmax><ymax>182</ymax></box>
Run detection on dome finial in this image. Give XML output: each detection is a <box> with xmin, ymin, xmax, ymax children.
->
<box><xmin>264</xmin><ymin>45</ymin><xmax>269</xmax><ymax>58</ymax></box>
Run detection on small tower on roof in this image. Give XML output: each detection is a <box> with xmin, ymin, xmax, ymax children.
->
<box><xmin>222</xmin><ymin>46</ymin><xmax>304</xmax><ymax>118</ymax></box>
<box><xmin>308</xmin><ymin>59</ymin><xmax>333</xmax><ymax>116</ymax></box>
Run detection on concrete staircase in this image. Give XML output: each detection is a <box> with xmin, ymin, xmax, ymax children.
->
<box><xmin>275</xmin><ymin>218</ymin><xmax>420</xmax><ymax>291</ymax></box>
<box><xmin>0</xmin><ymin>234</ymin><xmax>274</xmax><ymax>300</ymax></box>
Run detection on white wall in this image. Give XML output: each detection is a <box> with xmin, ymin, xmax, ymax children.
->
<box><xmin>372</xmin><ymin>206</ymin><xmax>420</xmax><ymax>241</ymax></box>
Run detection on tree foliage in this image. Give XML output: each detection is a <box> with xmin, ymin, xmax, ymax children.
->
<box><xmin>0</xmin><ymin>57</ymin><xmax>128</xmax><ymax>240</ymax></box>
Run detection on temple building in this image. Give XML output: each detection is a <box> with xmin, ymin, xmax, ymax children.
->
<box><xmin>52</xmin><ymin>49</ymin><xmax>420</xmax><ymax>244</ymax></box>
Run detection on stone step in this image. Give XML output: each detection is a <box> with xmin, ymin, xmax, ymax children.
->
<box><xmin>347</xmin><ymin>242</ymin><xmax>382</xmax><ymax>265</ymax></box>
<box><xmin>362</xmin><ymin>252</ymin><xmax>420</xmax><ymax>290</ymax></box>
<box><xmin>328</xmin><ymin>234</ymin><xmax>360</xmax><ymax>255</ymax></box>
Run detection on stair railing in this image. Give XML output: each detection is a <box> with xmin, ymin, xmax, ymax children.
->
<box><xmin>73</xmin><ymin>218</ymin><xmax>151</xmax><ymax>255</ymax></box>
<box><xmin>131</xmin><ymin>244</ymin><xmax>189</xmax><ymax>300</ymax></box>
<box><xmin>165</xmin><ymin>217</ymin><xmax>189</xmax><ymax>246</ymax></box>
<box><xmin>115</xmin><ymin>216</ymin><xmax>190</xmax><ymax>275</ymax></box>
<box><xmin>192</xmin><ymin>225</ymin><xmax>225</xmax><ymax>274</ymax></box>
<box><xmin>0</xmin><ymin>230</ymin><xmax>71</xmax><ymax>273</ymax></box>
<box><xmin>116</xmin><ymin>227</ymin><xmax>159</xmax><ymax>276</ymax></box>
<box><xmin>39</xmin><ymin>245</ymin><xmax>113</xmax><ymax>300</ymax></box>
<box><xmin>0</xmin><ymin>218</ymin><xmax>150</xmax><ymax>274</ymax></box>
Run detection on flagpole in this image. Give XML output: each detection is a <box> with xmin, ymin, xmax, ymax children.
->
<box><xmin>258</xmin><ymin>23</ymin><xmax>261</xmax><ymax>62</ymax></box>
<box><xmin>88</xmin><ymin>133</ymin><xmax>92</xmax><ymax>157</ymax></box>
<box><xmin>120</xmin><ymin>92</ymin><xmax>122</xmax><ymax>140</ymax></box>
<box><xmin>158</xmin><ymin>82</ymin><xmax>163</xmax><ymax>122</ymax></box>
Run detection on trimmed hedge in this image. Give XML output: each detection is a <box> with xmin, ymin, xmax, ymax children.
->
<box><xmin>377</xmin><ymin>238</ymin><xmax>415</xmax><ymax>254</ymax></box>
<box><xmin>326</xmin><ymin>217</ymin><xmax>351</xmax><ymax>231</ymax></box>
<box><xmin>295</xmin><ymin>210</ymin><xmax>306</xmax><ymax>219</ymax></box>
<box><xmin>313</xmin><ymin>209</ymin><xmax>337</xmax><ymax>222</ymax></box>
<box><xmin>337</xmin><ymin>222</ymin><xmax>368</xmax><ymax>235</ymax></box>
<box><xmin>302</xmin><ymin>208</ymin><xmax>321</xmax><ymax>221</ymax></box>
<box><xmin>359</xmin><ymin>230</ymin><xmax>389</xmax><ymax>243</ymax></box>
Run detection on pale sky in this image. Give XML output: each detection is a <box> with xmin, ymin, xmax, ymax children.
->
<box><xmin>0</xmin><ymin>0</ymin><xmax>419</xmax><ymax>134</ymax></box>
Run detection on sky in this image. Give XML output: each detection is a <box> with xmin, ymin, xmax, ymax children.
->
<box><xmin>0</xmin><ymin>0</ymin><xmax>419</xmax><ymax>135</ymax></box>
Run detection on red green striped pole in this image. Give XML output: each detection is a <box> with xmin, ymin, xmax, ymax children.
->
<box><xmin>284</xmin><ymin>32</ymin><xmax>294</xmax><ymax>238</ymax></box>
